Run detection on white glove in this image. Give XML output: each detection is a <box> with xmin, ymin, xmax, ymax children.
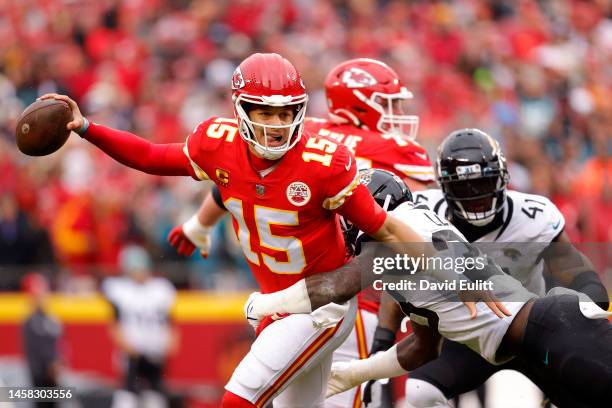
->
<box><xmin>244</xmin><ymin>291</ymin><xmax>263</xmax><ymax>331</ymax></box>
<box><xmin>242</xmin><ymin>281</ymin><xmax>313</xmax><ymax>332</ymax></box>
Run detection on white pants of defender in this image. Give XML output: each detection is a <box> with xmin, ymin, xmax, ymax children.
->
<box><xmin>226</xmin><ymin>298</ymin><xmax>357</xmax><ymax>407</ymax></box>
<box><xmin>325</xmin><ymin>308</ymin><xmax>378</xmax><ymax>408</ymax></box>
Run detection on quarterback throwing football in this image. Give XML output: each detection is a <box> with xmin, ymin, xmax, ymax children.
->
<box><xmin>39</xmin><ymin>53</ymin><xmax>505</xmax><ymax>407</ymax></box>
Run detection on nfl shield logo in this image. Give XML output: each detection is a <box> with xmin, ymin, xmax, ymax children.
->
<box><xmin>255</xmin><ymin>184</ymin><xmax>265</xmax><ymax>196</ymax></box>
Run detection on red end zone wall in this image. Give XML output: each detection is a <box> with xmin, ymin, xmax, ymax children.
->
<box><xmin>3</xmin><ymin>293</ymin><xmax>610</xmax><ymax>405</ymax></box>
<box><xmin>0</xmin><ymin>292</ymin><xmax>253</xmax><ymax>387</ymax></box>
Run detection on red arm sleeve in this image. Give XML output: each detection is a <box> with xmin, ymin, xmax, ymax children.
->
<box><xmin>83</xmin><ymin>122</ymin><xmax>196</xmax><ymax>177</ymax></box>
<box><xmin>337</xmin><ymin>184</ymin><xmax>387</xmax><ymax>235</ymax></box>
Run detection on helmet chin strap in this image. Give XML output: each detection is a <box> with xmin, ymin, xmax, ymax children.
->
<box><xmin>240</xmin><ymin>117</ymin><xmax>298</xmax><ymax>160</ymax></box>
<box><xmin>449</xmin><ymin>204</ymin><xmax>505</xmax><ymax>242</ymax></box>
<box><xmin>464</xmin><ymin>213</ymin><xmax>497</xmax><ymax>227</ymax></box>
<box><xmin>252</xmin><ymin>144</ymin><xmax>286</xmax><ymax>160</ymax></box>
<box><xmin>456</xmin><ymin>196</ymin><xmax>500</xmax><ymax>227</ymax></box>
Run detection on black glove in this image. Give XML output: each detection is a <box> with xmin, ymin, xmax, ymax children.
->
<box><xmin>362</xmin><ymin>327</ymin><xmax>396</xmax><ymax>406</ymax></box>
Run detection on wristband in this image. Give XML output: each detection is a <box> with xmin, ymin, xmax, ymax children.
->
<box><xmin>373</xmin><ymin>327</ymin><xmax>396</xmax><ymax>344</ymax></box>
<box><xmin>370</xmin><ymin>327</ymin><xmax>396</xmax><ymax>355</ymax></box>
<box><xmin>76</xmin><ymin>117</ymin><xmax>90</xmax><ymax>136</ymax></box>
<box><xmin>183</xmin><ymin>213</ymin><xmax>211</xmax><ymax>246</ymax></box>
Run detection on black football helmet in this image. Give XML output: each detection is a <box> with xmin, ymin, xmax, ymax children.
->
<box><xmin>436</xmin><ymin>128</ymin><xmax>509</xmax><ymax>226</ymax></box>
<box><xmin>341</xmin><ymin>168</ymin><xmax>413</xmax><ymax>256</ymax></box>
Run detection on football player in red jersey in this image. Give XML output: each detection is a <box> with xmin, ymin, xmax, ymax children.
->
<box><xmin>38</xmin><ymin>53</ymin><xmax>434</xmax><ymax>408</ymax></box>
<box><xmin>309</xmin><ymin>58</ymin><xmax>434</xmax><ymax>191</ymax></box>
<box><xmin>169</xmin><ymin>58</ymin><xmax>435</xmax><ymax>407</ymax></box>
<box><xmin>309</xmin><ymin>58</ymin><xmax>436</xmax><ymax>408</ymax></box>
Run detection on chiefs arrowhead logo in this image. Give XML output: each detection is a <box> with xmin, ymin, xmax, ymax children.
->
<box><xmin>232</xmin><ymin>67</ymin><xmax>245</xmax><ymax>90</ymax></box>
<box><xmin>341</xmin><ymin>67</ymin><xmax>377</xmax><ymax>89</ymax></box>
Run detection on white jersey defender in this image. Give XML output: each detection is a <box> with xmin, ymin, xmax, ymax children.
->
<box><xmin>386</xmin><ymin>201</ymin><xmax>536</xmax><ymax>365</ymax></box>
<box><xmin>412</xmin><ymin>189</ymin><xmax>565</xmax><ymax>296</ymax></box>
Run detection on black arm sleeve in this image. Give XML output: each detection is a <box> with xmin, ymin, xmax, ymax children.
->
<box><xmin>211</xmin><ymin>185</ymin><xmax>226</xmax><ymax>210</ymax></box>
<box><xmin>569</xmin><ymin>271</ymin><xmax>609</xmax><ymax>311</ymax></box>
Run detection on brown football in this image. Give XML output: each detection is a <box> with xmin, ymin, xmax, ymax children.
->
<box><xmin>15</xmin><ymin>99</ymin><xmax>73</xmax><ymax>156</ymax></box>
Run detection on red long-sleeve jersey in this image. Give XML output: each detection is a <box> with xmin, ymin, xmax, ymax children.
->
<box><xmin>83</xmin><ymin>118</ymin><xmax>387</xmax><ymax>293</ymax></box>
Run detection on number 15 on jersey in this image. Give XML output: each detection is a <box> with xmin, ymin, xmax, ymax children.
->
<box><xmin>225</xmin><ymin>198</ymin><xmax>306</xmax><ymax>274</ymax></box>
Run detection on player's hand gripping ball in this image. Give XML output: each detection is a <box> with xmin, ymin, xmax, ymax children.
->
<box><xmin>15</xmin><ymin>99</ymin><xmax>73</xmax><ymax>156</ymax></box>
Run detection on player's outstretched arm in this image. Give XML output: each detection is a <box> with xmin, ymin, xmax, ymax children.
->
<box><xmin>543</xmin><ymin>231</ymin><xmax>609</xmax><ymax>310</ymax></box>
<box><xmin>168</xmin><ymin>190</ymin><xmax>227</xmax><ymax>257</ymax></box>
<box><xmin>244</xmin><ymin>245</ymin><xmax>379</xmax><ymax>323</ymax></box>
<box><xmin>326</xmin><ymin>321</ymin><xmax>440</xmax><ymax>397</ymax></box>
<box><xmin>370</xmin><ymin>215</ymin><xmax>512</xmax><ymax>319</ymax></box>
<box><xmin>39</xmin><ymin>94</ymin><xmax>193</xmax><ymax>177</ymax></box>
<box><xmin>245</xmin><ymin>235</ymin><xmax>511</xmax><ymax>322</ymax></box>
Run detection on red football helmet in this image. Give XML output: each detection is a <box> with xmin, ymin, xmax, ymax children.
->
<box><xmin>232</xmin><ymin>53</ymin><xmax>308</xmax><ymax>159</ymax></box>
<box><xmin>324</xmin><ymin>58</ymin><xmax>419</xmax><ymax>140</ymax></box>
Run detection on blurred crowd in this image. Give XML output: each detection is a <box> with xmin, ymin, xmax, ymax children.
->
<box><xmin>0</xmin><ymin>0</ymin><xmax>610</xmax><ymax>290</ymax></box>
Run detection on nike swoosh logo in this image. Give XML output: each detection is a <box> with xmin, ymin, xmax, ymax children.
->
<box><xmin>552</xmin><ymin>220</ymin><xmax>561</xmax><ymax>230</ymax></box>
<box><xmin>345</xmin><ymin>155</ymin><xmax>352</xmax><ymax>171</ymax></box>
<box><xmin>414</xmin><ymin>152</ymin><xmax>428</xmax><ymax>161</ymax></box>
<box><xmin>543</xmin><ymin>350</ymin><xmax>549</xmax><ymax>366</ymax></box>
